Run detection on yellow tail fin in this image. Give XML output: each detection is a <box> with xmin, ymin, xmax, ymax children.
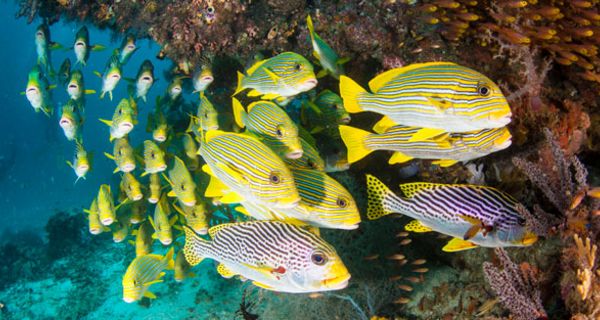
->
<box><xmin>366</xmin><ymin>174</ymin><xmax>394</xmax><ymax>220</ymax></box>
<box><xmin>338</xmin><ymin>125</ymin><xmax>373</xmax><ymax>164</ymax></box>
<box><xmin>339</xmin><ymin>76</ymin><xmax>367</xmax><ymax>113</ymax></box>
<box><xmin>306</xmin><ymin>15</ymin><xmax>316</xmax><ymax>43</ymax></box>
<box><xmin>164</xmin><ymin>247</ymin><xmax>175</xmax><ymax>270</ymax></box>
<box><xmin>231</xmin><ymin>97</ymin><xmax>247</xmax><ymax>129</ymax></box>
<box><xmin>234</xmin><ymin>71</ymin><xmax>245</xmax><ymax>95</ymax></box>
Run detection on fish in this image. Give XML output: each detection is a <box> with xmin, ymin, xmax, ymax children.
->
<box><xmin>132</xmin><ymin>220</ymin><xmax>154</xmax><ymax>257</ymax></box>
<box><xmin>313</xmin><ymin>90</ymin><xmax>351</xmax><ymax>125</ymax></box>
<box><xmin>59</xmin><ymin>99</ymin><xmax>83</xmax><ymax>142</ymax></box>
<box><xmin>24</xmin><ymin>65</ymin><xmax>54</xmax><ymax>116</ymax></box>
<box><xmin>232</xmin><ymin>98</ymin><xmax>303</xmax><ymax>159</ymax></box>
<box><xmin>34</xmin><ymin>24</ymin><xmax>60</xmax><ymax>76</ymax></box>
<box><xmin>104</xmin><ymin>137</ymin><xmax>136</xmax><ymax>173</ymax></box>
<box><xmin>66</xmin><ymin>141</ymin><xmax>91</xmax><ymax>184</ymax></box>
<box><xmin>131</xmin><ymin>60</ymin><xmax>155</xmax><ymax>102</ymax></box>
<box><xmin>174</xmin><ymin>249</ymin><xmax>195</xmax><ymax>282</ymax></box>
<box><xmin>234</xmin><ymin>52</ymin><xmax>318</xmax><ymax>99</ymax></box>
<box><xmin>165</xmin><ymin>156</ymin><xmax>197</xmax><ymax>207</ymax></box>
<box><xmin>143</xmin><ymin>140</ymin><xmax>167</xmax><ymax>176</ymax></box>
<box><xmin>284</xmin><ymin>137</ymin><xmax>326</xmax><ymax>171</ymax></box>
<box><xmin>72</xmin><ymin>26</ymin><xmax>105</xmax><ymax>66</ymax></box>
<box><xmin>195</xmin><ymin>92</ymin><xmax>219</xmax><ymax>131</ymax></box>
<box><xmin>148</xmin><ymin>173</ymin><xmax>163</xmax><ymax>204</ymax></box>
<box><xmin>122</xmin><ymin>247</ymin><xmax>175</xmax><ymax>303</ymax></box>
<box><xmin>167</xmin><ymin>77</ymin><xmax>184</xmax><ymax>101</ymax></box>
<box><xmin>58</xmin><ymin>58</ymin><xmax>71</xmax><ymax>86</ymax></box>
<box><xmin>339</xmin><ymin>62</ymin><xmax>512</xmax><ymax>133</ymax></box>
<box><xmin>94</xmin><ymin>53</ymin><xmax>122</xmax><ymax>100</ymax></box>
<box><xmin>147</xmin><ymin>98</ymin><xmax>169</xmax><ymax>142</ymax></box>
<box><xmin>129</xmin><ymin>200</ymin><xmax>147</xmax><ymax>224</ymax></box>
<box><xmin>365</xmin><ymin>174</ymin><xmax>539</xmax><ymax>252</ymax></box>
<box><xmin>97</xmin><ymin>184</ymin><xmax>116</xmax><ymax>225</ymax></box>
<box><xmin>112</xmin><ymin>219</ymin><xmax>130</xmax><ymax>243</ymax></box>
<box><xmin>199</xmin><ymin>130</ymin><xmax>300</xmax><ymax>209</ymax></box>
<box><xmin>306</xmin><ymin>16</ymin><xmax>348</xmax><ymax>79</ymax></box>
<box><xmin>183</xmin><ymin>221</ymin><xmax>350</xmax><ymax>293</ymax></box>
<box><xmin>118</xmin><ymin>34</ymin><xmax>137</xmax><ymax>65</ymax></box>
<box><xmin>339</xmin><ymin>125</ymin><xmax>512</xmax><ymax>167</ymax></box>
<box><xmin>149</xmin><ymin>194</ymin><xmax>176</xmax><ymax>246</ymax></box>
<box><xmin>67</xmin><ymin>70</ymin><xmax>96</xmax><ymax>100</ymax></box>
<box><xmin>192</xmin><ymin>61</ymin><xmax>214</xmax><ymax>93</ymax></box>
<box><xmin>238</xmin><ymin>168</ymin><xmax>361</xmax><ymax>230</ymax></box>
<box><xmin>120</xmin><ymin>173</ymin><xmax>144</xmax><ymax>201</ymax></box>
<box><xmin>99</xmin><ymin>98</ymin><xmax>137</xmax><ymax>141</ymax></box>
<box><xmin>181</xmin><ymin>133</ymin><xmax>199</xmax><ymax>160</ymax></box>
<box><xmin>83</xmin><ymin>199</ymin><xmax>109</xmax><ymax>235</ymax></box>
<box><xmin>173</xmin><ymin>200</ymin><xmax>209</xmax><ymax>235</ymax></box>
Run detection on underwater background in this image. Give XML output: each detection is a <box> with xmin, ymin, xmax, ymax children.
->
<box><xmin>2</xmin><ymin>0</ymin><xmax>600</xmax><ymax>319</ymax></box>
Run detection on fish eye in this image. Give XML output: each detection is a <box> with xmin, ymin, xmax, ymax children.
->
<box><xmin>333</xmin><ymin>104</ymin><xmax>340</xmax><ymax>110</ymax></box>
<box><xmin>294</xmin><ymin>63</ymin><xmax>302</xmax><ymax>71</ymax></box>
<box><xmin>336</xmin><ymin>197</ymin><xmax>348</xmax><ymax>208</ymax></box>
<box><xmin>478</xmin><ymin>84</ymin><xmax>491</xmax><ymax>96</ymax></box>
<box><xmin>181</xmin><ymin>183</ymin><xmax>186</xmax><ymax>191</ymax></box>
<box><xmin>269</xmin><ymin>172</ymin><xmax>281</xmax><ymax>184</ymax></box>
<box><xmin>150</xmin><ymin>151</ymin><xmax>156</xmax><ymax>159</ymax></box>
<box><xmin>206</xmin><ymin>6</ymin><xmax>215</xmax><ymax>14</ymax></box>
<box><xmin>118</xmin><ymin>108</ymin><xmax>123</xmax><ymax>115</ymax></box>
<box><xmin>311</xmin><ymin>251</ymin><xmax>327</xmax><ymax>266</ymax></box>
<box><xmin>203</xmin><ymin>111</ymin><xmax>208</xmax><ymax>119</ymax></box>
<box><xmin>275</xmin><ymin>125</ymin><xmax>284</xmax><ymax>138</ymax></box>
<box><xmin>307</xmin><ymin>159</ymin><xmax>316</xmax><ymax>169</ymax></box>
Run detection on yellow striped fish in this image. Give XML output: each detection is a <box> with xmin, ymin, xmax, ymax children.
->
<box><xmin>181</xmin><ymin>133</ymin><xmax>198</xmax><ymax>161</ymax></box>
<box><xmin>366</xmin><ymin>175</ymin><xmax>538</xmax><ymax>252</ymax></box>
<box><xmin>173</xmin><ymin>200</ymin><xmax>209</xmax><ymax>235</ymax></box>
<box><xmin>112</xmin><ymin>218</ymin><xmax>130</xmax><ymax>243</ymax></box>
<box><xmin>148</xmin><ymin>173</ymin><xmax>162</xmax><ymax>204</ymax></box>
<box><xmin>97</xmin><ymin>184</ymin><xmax>116</xmax><ymax>226</ymax></box>
<box><xmin>237</xmin><ymin>168</ymin><xmax>360</xmax><ymax>230</ymax></box>
<box><xmin>284</xmin><ymin>137</ymin><xmax>326</xmax><ymax>171</ymax></box>
<box><xmin>196</xmin><ymin>92</ymin><xmax>219</xmax><ymax>131</ymax></box>
<box><xmin>83</xmin><ymin>199</ymin><xmax>109</xmax><ymax>235</ymax></box>
<box><xmin>234</xmin><ymin>52</ymin><xmax>317</xmax><ymax>99</ymax></box>
<box><xmin>199</xmin><ymin>130</ymin><xmax>300</xmax><ymax>209</ymax></box>
<box><xmin>59</xmin><ymin>99</ymin><xmax>83</xmax><ymax>142</ymax></box>
<box><xmin>306</xmin><ymin>15</ymin><xmax>347</xmax><ymax>80</ymax></box>
<box><xmin>99</xmin><ymin>98</ymin><xmax>137</xmax><ymax>142</ymax></box>
<box><xmin>66</xmin><ymin>141</ymin><xmax>91</xmax><ymax>184</ymax></box>
<box><xmin>339</xmin><ymin>62</ymin><xmax>512</xmax><ymax>133</ymax></box>
<box><xmin>149</xmin><ymin>194</ymin><xmax>176</xmax><ymax>246</ymax></box>
<box><xmin>183</xmin><ymin>221</ymin><xmax>350</xmax><ymax>293</ymax></box>
<box><xmin>313</xmin><ymin>90</ymin><xmax>350</xmax><ymax>125</ymax></box>
<box><xmin>132</xmin><ymin>220</ymin><xmax>153</xmax><ymax>257</ymax></box>
<box><xmin>120</xmin><ymin>172</ymin><xmax>143</xmax><ymax>201</ymax></box>
<box><xmin>142</xmin><ymin>140</ymin><xmax>167</xmax><ymax>176</ymax></box>
<box><xmin>67</xmin><ymin>70</ymin><xmax>96</xmax><ymax>101</ymax></box>
<box><xmin>340</xmin><ymin>125</ymin><xmax>511</xmax><ymax>167</ymax></box>
<box><xmin>175</xmin><ymin>249</ymin><xmax>195</xmax><ymax>282</ymax></box>
<box><xmin>233</xmin><ymin>98</ymin><xmax>303</xmax><ymax>159</ymax></box>
<box><xmin>147</xmin><ymin>98</ymin><xmax>169</xmax><ymax>143</ymax></box>
<box><xmin>122</xmin><ymin>247</ymin><xmax>175</xmax><ymax>303</ymax></box>
<box><xmin>128</xmin><ymin>200</ymin><xmax>147</xmax><ymax>224</ymax></box>
<box><xmin>165</xmin><ymin>156</ymin><xmax>197</xmax><ymax>207</ymax></box>
<box><xmin>104</xmin><ymin>137</ymin><xmax>136</xmax><ymax>173</ymax></box>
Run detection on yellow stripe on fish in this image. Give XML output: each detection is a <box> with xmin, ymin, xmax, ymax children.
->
<box><xmin>104</xmin><ymin>137</ymin><xmax>136</xmax><ymax>173</ymax></box>
<box><xmin>165</xmin><ymin>156</ymin><xmax>197</xmax><ymax>207</ymax></box>
<box><xmin>339</xmin><ymin>62</ymin><xmax>512</xmax><ymax>133</ymax></box>
<box><xmin>122</xmin><ymin>247</ymin><xmax>174</xmax><ymax>303</ymax></box>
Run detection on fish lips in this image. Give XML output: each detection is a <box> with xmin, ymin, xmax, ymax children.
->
<box><xmin>59</xmin><ymin>118</ymin><xmax>73</xmax><ymax>128</ymax></box>
<box><xmin>201</xmin><ymin>76</ymin><xmax>214</xmax><ymax>83</ymax></box>
<box><xmin>154</xmin><ymin>134</ymin><xmax>167</xmax><ymax>142</ymax></box>
<box><xmin>122</xmin><ymin>163</ymin><xmax>136</xmax><ymax>172</ymax></box>
<box><xmin>286</xmin><ymin>150</ymin><xmax>304</xmax><ymax>160</ymax></box>
<box><xmin>321</xmin><ymin>272</ymin><xmax>351</xmax><ymax>290</ymax></box>
<box><xmin>123</xmin><ymin>296</ymin><xmax>136</xmax><ymax>303</ymax></box>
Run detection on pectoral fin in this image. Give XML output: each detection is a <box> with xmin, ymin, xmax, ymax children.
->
<box><xmin>143</xmin><ymin>291</ymin><xmax>157</xmax><ymax>299</ymax></box>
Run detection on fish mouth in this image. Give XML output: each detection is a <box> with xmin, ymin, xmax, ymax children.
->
<box><xmin>158</xmin><ymin>164</ymin><xmax>168</xmax><ymax>171</ymax></box>
<box><xmin>133</xmin><ymin>194</ymin><xmax>143</xmax><ymax>201</ymax></box>
<box><xmin>120</xmin><ymin>122</ymin><xmax>134</xmax><ymax>130</ymax></box>
<box><xmin>130</xmin><ymin>218</ymin><xmax>141</xmax><ymax>224</ymax></box>
<box><xmin>207</xmin><ymin>125</ymin><xmax>219</xmax><ymax>131</ymax></box>
<box><xmin>286</xmin><ymin>150</ymin><xmax>304</xmax><ymax>160</ymax></box>
<box><xmin>142</xmin><ymin>76</ymin><xmax>152</xmax><ymax>82</ymax></box>
<box><xmin>113</xmin><ymin>237</ymin><xmax>125</xmax><ymax>243</ymax></box>
<box><xmin>123</xmin><ymin>297</ymin><xmax>136</xmax><ymax>303</ymax></box>
<box><xmin>111</xmin><ymin>74</ymin><xmax>121</xmax><ymax>79</ymax></box>
<box><xmin>26</xmin><ymin>87</ymin><xmax>38</xmax><ymax>93</ymax></box>
<box><xmin>59</xmin><ymin>118</ymin><xmax>72</xmax><ymax>127</ymax></box>
<box><xmin>148</xmin><ymin>197</ymin><xmax>159</xmax><ymax>204</ymax></box>
<box><xmin>89</xmin><ymin>228</ymin><xmax>101</xmax><ymax>235</ymax></box>
<box><xmin>201</xmin><ymin>76</ymin><xmax>214</xmax><ymax>83</ymax></box>
<box><xmin>101</xmin><ymin>217</ymin><xmax>114</xmax><ymax>226</ymax></box>
<box><xmin>77</xmin><ymin>165</ymin><xmax>90</xmax><ymax>171</ymax></box>
<box><xmin>340</xmin><ymin>116</ymin><xmax>351</xmax><ymax>124</ymax></box>
<box><xmin>126</xmin><ymin>45</ymin><xmax>136</xmax><ymax>51</ymax></box>
<box><xmin>122</xmin><ymin>163</ymin><xmax>136</xmax><ymax>172</ymax></box>
<box><xmin>195</xmin><ymin>228</ymin><xmax>208</xmax><ymax>235</ymax></box>
<box><xmin>154</xmin><ymin>135</ymin><xmax>166</xmax><ymax>142</ymax></box>
<box><xmin>68</xmin><ymin>84</ymin><xmax>78</xmax><ymax>89</ymax></box>
<box><xmin>304</xmin><ymin>78</ymin><xmax>318</xmax><ymax>88</ymax></box>
<box><xmin>322</xmin><ymin>273</ymin><xmax>351</xmax><ymax>290</ymax></box>
<box><xmin>75</xmin><ymin>42</ymin><xmax>85</xmax><ymax>47</ymax></box>
<box><xmin>160</xmin><ymin>238</ymin><xmax>173</xmax><ymax>246</ymax></box>
<box><xmin>172</xmin><ymin>87</ymin><xmax>182</xmax><ymax>93</ymax></box>
<box><xmin>183</xmin><ymin>199</ymin><xmax>197</xmax><ymax>207</ymax></box>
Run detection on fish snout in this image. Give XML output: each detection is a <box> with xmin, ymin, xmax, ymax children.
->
<box><xmin>101</xmin><ymin>217</ymin><xmax>114</xmax><ymax>226</ymax></box>
<box><xmin>160</xmin><ymin>238</ymin><xmax>173</xmax><ymax>246</ymax></box>
<box><xmin>286</xmin><ymin>150</ymin><xmax>304</xmax><ymax>160</ymax></box>
<box><xmin>201</xmin><ymin>75</ymin><xmax>214</xmax><ymax>83</ymax></box>
<box><xmin>59</xmin><ymin>118</ymin><xmax>72</xmax><ymax>128</ymax></box>
<box><xmin>89</xmin><ymin>227</ymin><xmax>102</xmax><ymax>235</ymax></box>
<box><xmin>122</xmin><ymin>163</ymin><xmax>136</xmax><ymax>172</ymax></box>
<box><xmin>183</xmin><ymin>199</ymin><xmax>197</xmax><ymax>207</ymax></box>
<box><xmin>123</xmin><ymin>296</ymin><xmax>136</xmax><ymax>303</ymax></box>
<box><xmin>339</xmin><ymin>116</ymin><xmax>351</xmax><ymax>124</ymax></box>
<box><xmin>154</xmin><ymin>134</ymin><xmax>166</xmax><ymax>142</ymax></box>
<box><xmin>304</xmin><ymin>78</ymin><xmax>318</xmax><ymax>89</ymax></box>
<box><xmin>148</xmin><ymin>197</ymin><xmax>159</xmax><ymax>204</ymax></box>
<box><xmin>133</xmin><ymin>194</ymin><xmax>143</xmax><ymax>201</ymax></box>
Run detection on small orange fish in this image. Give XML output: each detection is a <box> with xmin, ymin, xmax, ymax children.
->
<box><xmin>413</xmin><ymin>268</ymin><xmax>429</xmax><ymax>273</ymax></box>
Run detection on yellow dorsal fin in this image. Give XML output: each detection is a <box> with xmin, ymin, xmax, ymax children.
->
<box><xmin>246</xmin><ymin>58</ymin><xmax>268</xmax><ymax>75</ymax></box>
<box><xmin>408</xmin><ymin>128</ymin><xmax>448</xmax><ymax>142</ymax></box>
<box><xmin>216</xmin><ymin>263</ymin><xmax>236</xmax><ymax>279</ymax></box>
<box><xmin>388</xmin><ymin>152</ymin><xmax>413</xmax><ymax>165</ymax></box>
<box><xmin>372</xmin><ymin>116</ymin><xmax>397</xmax><ymax>134</ymax></box>
<box><xmin>368</xmin><ymin>62</ymin><xmax>457</xmax><ymax>92</ymax></box>
<box><xmin>442</xmin><ymin>238</ymin><xmax>479</xmax><ymax>252</ymax></box>
<box><xmin>247</xmin><ymin>89</ymin><xmax>262</xmax><ymax>97</ymax></box>
<box><xmin>204</xmin><ymin>129</ymin><xmax>225</xmax><ymax>143</ymax></box>
<box><xmin>404</xmin><ymin>219</ymin><xmax>433</xmax><ymax>233</ymax></box>
<box><xmin>231</xmin><ymin>97</ymin><xmax>247</xmax><ymax>129</ymax></box>
<box><xmin>201</xmin><ymin>164</ymin><xmax>214</xmax><ymax>176</ymax></box>
<box><xmin>398</xmin><ymin>182</ymin><xmax>436</xmax><ymax>198</ymax></box>
<box><xmin>208</xmin><ymin>223</ymin><xmax>235</xmax><ymax>238</ymax></box>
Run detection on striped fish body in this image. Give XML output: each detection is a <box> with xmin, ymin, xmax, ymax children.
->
<box><xmin>148</xmin><ymin>173</ymin><xmax>162</xmax><ymax>204</ymax></box>
<box><xmin>233</xmin><ymin>99</ymin><xmax>303</xmax><ymax>159</ymax></box>
<box><xmin>167</xmin><ymin>156</ymin><xmax>197</xmax><ymax>207</ymax></box>
<box><xmin>147</xmin><ymin>106</ymin><xmax>169</xmax><ymax>143</ymax></box>
<box><xmin>135</xmin><ymin>60</ymin><xmax>154</xmax><ymax>102</ymax></box>
<box><xmin>306</xmin><ymin>16</ymin><xmax>345</xmax><ymax>80</ymax></box>
<box><xmin>284</xmin><ymin>137</ymin><xmax>326</xmax><ymax>171</ymax></box>
<box><xmin>197</xmin><ymin>93</ymin><xmax>219</xmax><ymax>131</ymax></box>
<box><xmin>122</xmin><ymin>247</ymin><xmax>174</xmax><ymax>303</ymax></box>
<box><xmin>73</xmin><ymin>26</ymin><xmax>91</xmax><ymax>66</ymax></box>
<box><xmin>97</xmin><ymin>184</ymin><xmax>116</xmax><ymax>226</ymax></box>
<box><xmin>128</xmin><ymin>200</ymin><xmax>147</xmax><ymax>224</ymax></box>
<box><xmin>167</xmin><ymin>77</ymin><xmax>183</xmax><ymax>100</ymax></box>
<box><xmin>143</xmin><ymin>140</ymin><xmax>167</xmax><ymax>175</ymax></box>
<box><xmin>134</xmin><ymin>221</ymin><xmax>154</xmax><ymax>256</ymax></box>
<box><xmin>314</xmin><ymin>90</ymin><xmax>350</xmax><ymax>125</ymax></box>
<box><xmin>151</xmin><ymin>196</ymin><xmax>174</xmax><ymax>245</ymax></box>
<box><xmin>366</xmin><ymin>175</ymin><xmax>537</xmax><ymax>251</ymax></box>
<box><xmin>59</xmin><ymin>99</ymin><xmax>83</xmax><ymax>141</ymax></box>
<box><xmin>99</xmin><ymin>54</ymin><xmax>122</xmax><ymax>100</ymax></box>
<box><xmin>25</xmin><ymin>66</ymin><xmax>54</xmax><ymax>116</ymax></box>
<box><xmin>236</xmin><ymin>52</ymin><xmax>317</xmax><ymax>98</ymax></box>
<box><xmin>104</xmin><ymin>98</ymin><xmax>137</xmax><ymax>141</ymax></box>
<box><xmin>193</xmin><ymin>65</ymin><xmax>214</xmax><ymax>93</ymax></box>
<box><xmin>120</xmin><ymin>173</ymin><xmax>143</xmax><ymax>201</ymax></box>
<box><xmin>174</xmin><ymin>200</ymin><xmax>209</xmax><ymax>235</ymax></box>
<box><xmin>199</xmin><ymin>131</ymin><xmax>300</xmax><ymax>209</ymax></box>
<box><xmin>183</xmin><ymin>221</ymin><xmax>350</xmax><ymax>293</ymax></box>
<box><xmin>119</xmin><ymin>35</ymin><xmax>137</xmax><ymax>65</ymax></box>
<box><xmin>340</xmin><ymin>125</ymin><xmax>512</xmax><ymax>166</ymax></box>
<box><xmin>67</xmin><ymin>70</ymin><xmax>87</xmax><ymax>100</ymax></box>
<box><xmin>84</xmin><ymin>199</ymin><xmax>106</xmax><ymax>235</ymax></box>
<box><xmin>108</xmin><ymin>138</ymin><xmax>136</xmax><ymax>173</ymax></box>
<box><xmin>340</xmin><ymin>62</ymin><xmax>512</xmax><ymax>133</ymax></box>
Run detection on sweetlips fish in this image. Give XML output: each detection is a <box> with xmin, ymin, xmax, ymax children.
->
<box><xmin>83</xmin><ymin>199</ymin><xmax>109</xmax><ymax>235</ymax></box>
<box><xmin>173</xmin><ymin>199</ymin><xmax>209</xmax><ymax>235</ymax></box>
<box><xmin>234</xmin><ymin>52</ymin><xmax>318</xmax><ymax>99</ymax></box>
<box><xmin>58</xmin><ymin>58</ymin><xmax>71</xmax><ymax>86</ymax></box>
<box><xmin>72</xmin><ymin>26</ymin><xmax>105</xmax><ymax>66</ymax></box>
<box><xmin>195</xmin><ymin>92</ymin><xmax>219</xmax><ymax>131</ymax></box>
<box><xmin>164</xmin><ymin>156</ymin><xmax>197</xmax><ymax>207</ymax></box>
<box><xmin>128</xmin><ymin>200</ymin><xmax>147</xmax><ymax>224</ymax></box>
<box><xmin>339</xmin><ymin>62</ymin><xmax>512</xmax><ymax>133</ymax></box>
<box><xmin>174</xmin><ymin>249</ymin><xmax>195</xmax><ymax>282</ymax></box>
<box><xmin>232</xmin><ymin>98</ymin><xmax>303</xmax><ymax>159</ymax></box>
<box><xmin>96</xmin><ymin>184</ymin><xmax>117</xmax><ymax>226</ymax></box>
<box><xmin>142</xmin><ymin>140</ymin><xmax>167</xmax><ymax>176</ymax></box>
<box><xmin>34</xmin><ymin>24</ymin><xmax>60</xmax><ymax>76</ymax></box>
<box><xmin>99</xmin><ymin>98</ymin><xmax>137</xmax><ymax>141</ymax></box>
<box><xmin>199</xmin><ymin>130</ymin><xmax>300</xmax><ymax>209</ymax></box>
<box><xmin>284</xmin><ymin>137</ymin><xmax>326</xmax><ymax>171</ymax></box>
<box><xmin>67</xmin><ymin>70</ymin><xmax>96</xmax><ymax>100</ymax></box>
<box><xmin>24</xmin><ymin>65</ymin><xmax>54</xmax><ymax>116</ymax></box>
<box><xmin>339</xmin><ymin>125</ymin><xmax>512</xmax><ymax>167</ymax></box>
<box><xmin>147</xmin><ymin>98</ymin><xmax>169</xmax><ymax>143</ymax></box>
<box><xmin>120</xmin><ymin>172</ymin><xmax>143</xmax><ymax>201</ymax></box>
<box><xmin>192</xmin><ymin>61</ymin><xmax>214</xmax><ymax>93</ymax></box>
<box><xmin>131</xmin><ymin>60</ymin><xmax>155</xmax><ymax>102</ymax></box>
<box><xmin>167</xmin><ymin>77</ymin><xmax>184</xmax><ymax>101</ymax></box>
<box><xmin>149</xmin><ymin>194</ymin><xmax>177</xmax><ymax>246</ymax></box>
<box><xmin>112</xmin><ymin>218</ymin><xmax>130</xmax><ymax>243</ymax></box>
<box><xmin>181</xmin><ymin>133</ymin><xmax>199</xmax><ymax>160</ymax></box>
<box><xmin>148</xmin><ymin>173</ymin><xmax>163</xmax><ymax>204</ymax></box>
<box><xmin>183</xmin><ymin>221</ymin><xmax>351</xmax><ymax>293</ymax></box>
<box><xmin>118</xmin><ymin>34</ymin><xmax>137</xmax><ymax>65</ymax></box>
<box><xmin>122</xmin><ymin>247</ymin><xmax>175</xmax><ymax>303</ymax></box>
<box><xmin>59</xmin><ymin>99</ymin><xmax>83</xmax><ymax>142</ymax></box>
<box><xmin>313</xmin><ymin>90</ymin><xmax>351</xmax><ymax>125</ymax></box>
<box><xmin>306</xmin><ymin>15</ymin><xmax>348</xmax><ymax>79</ymax></box>
<box><xmin>131</xmin><ymin>220</ymin><xmax>153</xmax><ymax>257</ymax></box>
<box><xmin>366</xmin><ymin>175</ymin><xmax>538</xmax><ymax>252</ymax></box>
<box><xmin>104</xmin><ymin>137</ymin><xmax>136</xmax><ymax>173</ymax></box>
<box><xmin>66</xmin><ymin>141</ymin><xmax>91</xmax><ymax>184</ymax></box>
<box><xmin>95</xmin><ymin>53</ymin><xmax>122</xmax><ymax>100</ymax></box>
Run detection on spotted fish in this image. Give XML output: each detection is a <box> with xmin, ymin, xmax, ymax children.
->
<box><xmin>339</xmin><ymin>62</ymin><xmax>512</xmax><ymax>133</ymax></box>
<box><xmin>183</xmin><ymin>221</ymin><xmax>350</xmax><ymax>293</ymax></box>
<box><xmin>340</xmin><ymin>125</ymin><xmax>512</xmax><ymax>167</ymax></box>
<box><xmin>366</xmin><ymin>175</ymin><xmax>538</xmax><ymax>252</ymax></box>
<box><xmin>122</xmin><ymin>247</ymin><xmax>174</xmax><ymax>303</ymax></box>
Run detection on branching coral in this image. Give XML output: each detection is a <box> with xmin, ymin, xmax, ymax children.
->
<box><xmin>482</xmin><ymin>248</ymin><xmax>547</xmax><ymax>320</ymax></box>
